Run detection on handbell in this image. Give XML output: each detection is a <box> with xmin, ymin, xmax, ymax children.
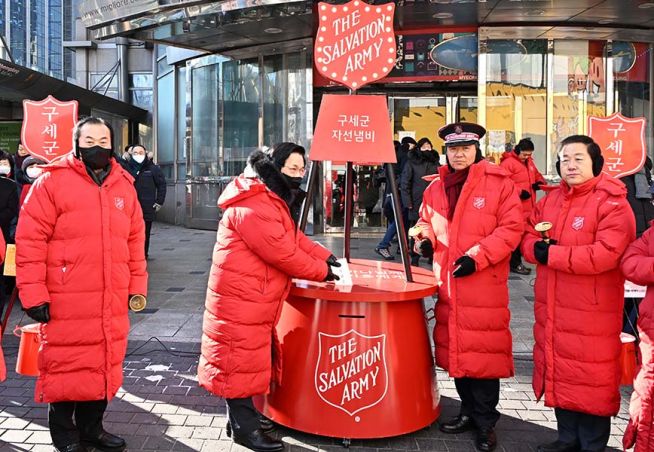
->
<box><xmin>129</xmin><ymin>294</ymin><xmax>147</xmax><ymax>312</ymax></box>
<box><xmin>535</xmin><ymin>221</ymin><xmax>553</xmax><ymax>243</ymax></box>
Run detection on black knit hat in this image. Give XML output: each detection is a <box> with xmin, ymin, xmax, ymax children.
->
<box><xmin>270</xmin><ymin>142</ymin><xmax>306</xmax><ymax>170</ymax></box>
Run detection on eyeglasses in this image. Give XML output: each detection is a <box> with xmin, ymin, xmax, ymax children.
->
<box><xmin>283</xmin><ymin>166</ymin><xmax>306</xmax><ymax>176</ymax></box>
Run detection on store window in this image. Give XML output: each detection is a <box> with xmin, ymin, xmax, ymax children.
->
<box><xmin>176</xmin><ymin>66</ymin><xmax>187</xmax><ymax>178</ymax></box>
<box><xmin>90</xmin><ymin>72</ymin><xmax>119</xmax><ymax>99</ymax></box>
<box><xmin>129</xmin><ymin>73</ymin><xmax>153</xmax><ymax>110</ymax></box>
<box><xmin>191</xmin><ymin>63</ymin><xmax>219</xmax><ymax>178</ymax></box>
<box><xmin>156</xmin><ymin>72</ymin><xmax>174</xmax><ymax>179</ymax></box>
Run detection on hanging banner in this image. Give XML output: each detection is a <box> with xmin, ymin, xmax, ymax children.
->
<box><xmin>21</xmin><ymin>96</ymin><xmax>78</xmax><ymax>163</ymax></box>
<box><xmin>588</xmin><ymin>112</ymin><xmax>647</xmax><ymax>179</ymax></box>
<box><xmin>315</xmin><ymin>0</ymin><xmax>396</xmax><ymax>91</ymax></box>
<box><xmin>311</xmin><ymin>94</ymin><xmax>395</xmax><ymax>164</ymax></box>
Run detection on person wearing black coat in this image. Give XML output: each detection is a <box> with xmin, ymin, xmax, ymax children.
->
<box><xmin>0</xmin><ymin>150</ymin><xmax>17</xmax><ymax>317</ymax></box>
<box><xmin>126</xmin><ymin>145</ymin><xmax>166</xmax><ymax>259</ymax></box>
<box><xmin>400</xmin><ymin>138</ymin><xmax>439</xmax><ymax>265</ymax></box>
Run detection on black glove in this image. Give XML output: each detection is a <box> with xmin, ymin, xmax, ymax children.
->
<box><xmin>326</xmin><ymin>255</ymin><xmax>341</xmax><ymax>268</ymax></box>
<box><xmin>519</xmin><ymin>190</ymin><xmax>532</xmax><ymax>200</ymax></box>
<box><xmin>532</xmin><ymin>181</ymin><xmax>544</xmax><ymax>191</ymax></box>
<box><xmin>452</xmin><ymin>256</ymin><xmax>476</xmax><ymax>278</ymax></box>
<box><xmin>534</xmin><ymin>240</ymin><xmax>556</xmax><ymax>265</ymax></box>
<box><xmin>25</xmin><ymin>304</ymin><xmax>50</xmax><ymax>323</ymax></box>
<box><xmin>417</xmin><ymin>239</ymin><xmax>434</xmax><ymax>258</ymax></box>
<box><xmin>324</xmin><ymin>265</ymin><xmax>340</xmax><ymax>282</ymax></box>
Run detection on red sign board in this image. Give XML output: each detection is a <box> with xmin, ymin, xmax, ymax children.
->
<box><xmin>315</xmin><ymin>1</ymin><xmax>396</xmax><ymax>91</ymax></box>
<box><xmin>588</xmin><ymin>112</ymin><xmax>647</xmax><ymax>179</ymax></box>
<box><xmin>21</xmin><ymin>96</ymin><xmax>78</xmax><ymax>163</ymax></box>
<box><xmin>315</xmin><ymin>330</ymin><xmax>388</xmax><ymax>417</ymax></box>
<box><xmin>311</xmin><ymin>94</ymin><xmax>395</xmax><ymax>164</ymax></box>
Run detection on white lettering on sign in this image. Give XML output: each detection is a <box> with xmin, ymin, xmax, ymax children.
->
<box><xmin>41</xmin><ymin>107</ymin><xmax>58</xmax><ymax>122</ymax></box>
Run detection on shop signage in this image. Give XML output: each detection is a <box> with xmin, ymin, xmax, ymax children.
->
<box><xmin>588</xmin><ymin>112</ymin><xmax>647</xmax><ymax>179</ymax></box>
<box><xmin>21</xmin><ymin>96</ymin><xmax>78</xmax><ymax>163</ymax></box>
<box><xmin>315</xmin><ymin>330</ymin><xmax>388</xmax><ymax>417</ymax></box>
<box><xmin>314</xmin><ymin>0</ymin><xmax>396</xmax><ymax>91</ymax></box>
<box><xmin>310</xmin><ymin>94</ymin><xmax>395</xmax><ymax>164</ymax></box>
<box><xmin>79</xmin><ymin>0</ymin><xmax>158</xmax><ymax>28</ymax></box>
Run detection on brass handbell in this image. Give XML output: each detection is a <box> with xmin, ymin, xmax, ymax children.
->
<box><xmin>535</xmin><ymin>221</ymin><xmax>553</xmax><ymax>243</ymax></box>
<box><xmin>129</xmin><ymin>294</ymin><xmax>147</xmax><ymax>312</ymax></box>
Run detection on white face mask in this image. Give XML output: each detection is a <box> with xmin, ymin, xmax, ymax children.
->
<box><xmin>0</xmin><ymin>165</ymin><xmax>11</xmax><ymax>175</ymax></box>
<box><xmin>132</xmin><ymin>154</ymin><xmax>146</xmax><ymax>164</ymax></box>
<box><xmin>26</xmin><ymin>166</ymin><xmax>42</xmax><ymax>179</ymax></box>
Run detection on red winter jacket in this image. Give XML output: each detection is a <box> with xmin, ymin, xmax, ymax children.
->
<box><xmin>620</xmin><ymin>226</ymin><xmax>654</xmax><ymax>451</ymax></box>
<box><xmin>198</xmin><ymin>160</ymin><xmax>331</xmax><ymax>399</ymax></box>
<box><xmin>500</xmin><ymin>151</ymin><xmax>546</xmax><ymax>221</ymax></box>
<box><xmin>16</xmin><ymin>154</ymin><xmax>148</xmax><ymax>403</ymax></box>
<box><xmin>522</xmin><ymin>174</ymin><xmax>635</xmax><ymax>416</ymax></box>
<box><xmin>415</xmin><ymin>161</ymin><xmax>523</xmax><ymax>378</ymax></box>
<box><xmin>0</xmin><ymin>231</ymin><xmax>5</xmax><ymax>382</ymax></box>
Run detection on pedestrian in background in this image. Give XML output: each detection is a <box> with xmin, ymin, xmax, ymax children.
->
<box><xmin>0</xmin><ymin>151</ymin><xmax>17</xmax><ymax>242</ymax></box>
<box><xmin>375</xmin><ymin>140</ymin><xmax>401</xmax><ymax>260</ymax></box>
<box><xmin>126</xmin><ymin>144</ymin><xmax>166</xmax><ymax>259</ymax></box>
<box><xmin>413</xmin><ymin>122</ymin><xmax>523</xmax><ymax>452</ymax></box>
<box><xmin>198</xmin><ymin>149</ymin><xmax>339</xmax><ymax>452</ymax></box>
<box><xmin>500</xmin><ymin>137</ymin><xmax>546</xmax><ymax>275</ymax></box>
<box><xmin>16</xmin><ymin>116</ymin><xmax>148</xmax><ymax>452</ymax></box>
<box><xmin>18</xmin><ymin>156</ymin><xmax>46</xmax><ymax>207</ymax></box>
<box><xmin>522</xmin><ymin>135</ymin><xmax>635</xmax><ymax>452</ymax></box>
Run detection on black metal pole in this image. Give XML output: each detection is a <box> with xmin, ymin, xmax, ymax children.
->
<box><xmin>299</xmin><ymin>160</ymin><xmax>319</xmax><ymax>233</ymax></box>
<box><xmin>343</xmin><ymin>161</ymin><xmax>354</xmax><ymax>262</ymax></box>
<box><xmin>386</xmin><ymin>162</ymin><xmax>413</xmax><ymax>282</ymax></box>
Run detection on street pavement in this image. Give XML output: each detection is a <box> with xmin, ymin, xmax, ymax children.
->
<box><xmin>0</xmin><ymin>223</ymin><xmax>632</xmax><ymax>451</ymax></box>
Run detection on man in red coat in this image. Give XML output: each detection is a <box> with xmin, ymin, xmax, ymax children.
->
<box><xmin>16</xmin><ymin>117</ymin><xmax>148</xmax><ymax>452</ymax></box>
<box><xmin>522</xmin><ymin>135</ymin><xmax>636</xmax><ymax>452</ymax></box>
<box><xmin>500</xmin><ymin>137</ymin><xmax>546</xmax><ymax>275</ymax></box>
<box><xmin>412</xmin><ymin>122</ymin><xmax>523</xmax><ymax>452</ymax></box>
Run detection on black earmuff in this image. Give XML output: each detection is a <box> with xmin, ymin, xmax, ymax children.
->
<box><xmin>556</xmin><ymin>154</ymin><xmax>604</xmax><ymax>178</ymax></box>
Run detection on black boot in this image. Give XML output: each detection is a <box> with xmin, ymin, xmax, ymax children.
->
<box><xmin>475</xmin><ymin>427</ymin><xmax>497</xmax><ymax>451</ymax></box>
<box><xmin>55</xmin><ymin>445</ymin><xmax>88</xmax><ymax>452</ymax></box>
<box><xmin>439</xmin><ymin>414</ymin><xmax>474</xmax><ymax>434</ymax></box>
<box><xmin>226</xmin><ymin>418</ymin><xmax>276</xmax><ymax>437</ymax></box>
<box><xmin>232</xmin><ymin>428</ymin><xmax>284</xmax><ymax>452</ymax></box>
<box><xmin>80</xmin><ymin>430</ymin><xmax>126</xmax><ymax>451</ymax></box>
<box><xmin>510</xmin><ymin>263</ymin><xmax>531</xmax><ymax>275</ymax></box>
<box><xmin>536</xmin><ymin>440</ymin><xmax>580</xmax><ymax>452</ymax></box>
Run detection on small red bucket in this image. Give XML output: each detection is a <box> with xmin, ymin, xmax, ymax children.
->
<box><xmin>620</xmin><ymin>332</ymin><xmax>638</xmax><ymax>386</ymax></box>
<box><xmin>13</xmin><ymin>324</ymin><xmax>41</xmax><ymax>376</ymax></box>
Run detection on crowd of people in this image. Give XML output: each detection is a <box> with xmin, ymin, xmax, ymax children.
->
<box><xmin>0</xmin><ymin>115</ymin><xmax>652</xmax><ymax>452</ymax></box>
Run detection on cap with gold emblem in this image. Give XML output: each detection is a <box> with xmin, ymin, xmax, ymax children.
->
<box><xmin>438</xmin><ymin>122</ymin><xmax>487</xmax><ymax>147</ymax></box>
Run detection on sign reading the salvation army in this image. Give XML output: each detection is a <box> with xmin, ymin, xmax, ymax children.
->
<box><xmin>22</xmin><ymin>96</ymin><xmax>78</xmax><ymax>163</ymax></box>
<box><xmin>315</xmin><ymin>1</ymin><xmax>396</xmax><ymax>91</ymax></box>
<box><xmin>588</xmin><ymin>112</ymin><xmax>647</xmax><ymax>179</ymax></box>
<box><xmin>315</xmin><ymin>330</ymin><xmax>388</xmax><ymax>417</ymax></box>
<box><xmin>310</xmin><ymin>94</ymin><xmax>395</xmax><ymax>164</ymax></box>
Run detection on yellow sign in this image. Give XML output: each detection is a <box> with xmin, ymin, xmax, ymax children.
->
<box><xmin>3</xmin><ymin>244</ymin><xmax>15</xmax><ymax>276</ymax></box>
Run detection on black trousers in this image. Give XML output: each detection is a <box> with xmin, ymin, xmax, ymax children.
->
<box><xmin>454</xmin><ymin>377</ymin><xmax>501</xmax><ymax>429</ymax></box>
<box><xmin>226</xmin><ymin>397</ymin><xmax>260</xmax><ymax>435</ymax></box>
<box><xmin>510</xmin><ymin>247</ymin><xmax>523</xmax><ymax>268</ymax></box>
<box><xmin>48</xmin><ymin>400</ymin><xmax>107</xmax><ymax>448</ymax></box>
<box><xmin>554</xmin><ymin>408</ymin><xmax>611</xmax><ymax>451</ymax></box>
<box><xmin>144</xmin><ymin>220</ymin><xmax>153</xmax><ymax>257</ymax></box>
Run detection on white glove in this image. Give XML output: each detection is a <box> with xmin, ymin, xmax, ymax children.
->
<box><xmin>153</xmin><ymin>203</ymin><xmax>162</xmax><ymax>212</ymax></box>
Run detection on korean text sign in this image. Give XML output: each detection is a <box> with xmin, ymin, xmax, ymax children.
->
<box><xmin>21</xmin><ymin>96</ymin><xmax>79</xmax><ymax>163</ymax></box>
<box><xmin>588</xmin><ymin>112</ymin><xmax>646</xmax><ymax>179</ymax></box>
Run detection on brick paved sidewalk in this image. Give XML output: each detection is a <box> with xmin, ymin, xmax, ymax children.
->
<box><xmin>0</xmin><ymin>223</ymin><xmax>632</xmax><ymax>451</ymax></box>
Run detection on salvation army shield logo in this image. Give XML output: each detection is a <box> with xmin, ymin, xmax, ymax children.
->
<box><xmin>114</xmin><ymin>197</ymin><xmax>125</xmax><ymax>210</ymax></box>
<box><xmin>314</xmin><ymin>1</ymin><xmax>396</xmax><ymax>91</ymax></box>
<box><xmin>572</xmin><ymin>216</ymin><xmax>584</xmax><ymax>231</ymax></box>
<box><xmin>588</xmin><ymin>112</ymin><xmax>646</xmax><ymax>179</ymax></box>
<box><xmin>21</xmin><ymin>96</ymin><xmax>78</xmax><ymax>163</ymax></box>
<box><xmin>315</xmin><ymin>329</ymin><xmax>388</xmax><ymax>417</ymax></box>
<box><xmin>473</xmin><ymin>197</ymin><xmax>486</xmax><ymax>209</ymax></box>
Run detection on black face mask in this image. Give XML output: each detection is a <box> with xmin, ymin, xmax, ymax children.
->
<box><xmin>283</xmin><ymin>174</ymin><xmax>303</xmax><ymax>189</ymax></box>
<box><xmin>78</xmin><ymin>145</ymin><xmax>112</xmax><ymax>170</ymax></box>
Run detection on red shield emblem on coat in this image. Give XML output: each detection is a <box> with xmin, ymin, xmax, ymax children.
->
<box><xmin>315</xmin><ymin>330</ymin><xmax>388</xmax><ymax>417</ymax></box>
<box><xmin>21</xmin><ymin>96</ymin><xmax>78</xmax><ymax>163</ymax></box>
<box><xmin>588</xmin><ymin>112</ymin><xmax>647</xmax><ymax>179</ymax></box>
<box><xmin>473</xmin><ymin>197</ymin><xmax>486</xmax><ymax>209</ymax></box>
<box><xmin>115</xmin><ymin>197</ymin><xmax>125</xmax><ymax>210</ymax></box>
<box><xmin>314</xmin><ymin>1</ymin><xmax>396</xmax><ymax>91</ymax></box>
<box><xmin>572</xmin><ymin>216</ymin><xmax>584</xmax><ymax>231</ymax></box>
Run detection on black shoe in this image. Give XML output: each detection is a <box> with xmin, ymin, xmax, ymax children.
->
<box><xmin>375</xmin><ymin>247</ymin><xmax>395</xmax><ymax>260</ymax></box>
<box><xmin>475</xmin><ymin>427</ymin><xmax>497</xmax><ymax>451</ymax></box>
<box><xmin>226</xmin><ymin>418</ymin><xmax>276</xmax><ymax>437</ymax></box>
<box><xmin>411</xmin><ymin>256</ymin><xmax>420</xmax><ymax>266</ymax></box>
<box><xmin>536</xmin><ymin>440</ymin><xmax>580</xmax><ymax>452</ymax></box>
<box><xmin>439</xmin><ymin>414</ymin><xmax>474</xmax><ymax>434</ymax></box>
<box><xmin>232</xmin><ymin>428</ymin><xmax>284</xmax><ymax>452</ymax></box>
<box><xmin>80</xmin><ymin>431</ymin><xmax>126</xmax><ymax>451</ymax></box>
<box><xmin>510</xmin><ymin>264</ymin><xmax>531</xmax><ymax>275</ymax></box>
<box><xmin>55</xmin><ymin>445</ymin><xmax>88</xmax><ymax>452</ymax></box>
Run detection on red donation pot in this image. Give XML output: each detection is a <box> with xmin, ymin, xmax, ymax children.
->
<box><xmin>620</xmin><ymin>332</ymin><xmax>637</xmax><ymax>386</ymax></box>
<box><xmin>14</xmin><ymin>323</ymin><xmax>41</xmax><ymax>376</ymax></box>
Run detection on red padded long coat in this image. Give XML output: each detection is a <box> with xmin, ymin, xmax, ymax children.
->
<box><xmin>16</xmin><ymin>154</ymin><xmax>148</xmax><ymax>403</ymax></box>
<box><xmin>415</xmin><ymin>161</ymin><xmax>523</xmax><ymax>378</ymax></box>
<box><xmin>500</xmin><ymin>151</ymin><xmax>546</xmax><ymax>221</ymax></box>
<box><xmin>198</xmin><ymin>164</ymin><xmax>330</xmax><ymax>399</ymax></box>
<box><xmin>521</xmin><ymin>173</ymin><xmax>635</xmax><ymax>417</ymax></box>
<box><xmin>620</xmin><ymin>226</ymin><xmax>654</xmax><ymax>451</ymax></box>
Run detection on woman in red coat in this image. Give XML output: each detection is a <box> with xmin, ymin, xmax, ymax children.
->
<box><xmin>620</xmin><ymin>226</ymin><xmax>654</xmax><ymax>451</ymax></box>
<box><xmin>500</xmin><ymin>138</ymin><xmax>546</xmax><ymax>275</ymax></box>
<box><xmin>522</xmin><ymin>135</ymin><xmax>636</xmax><ymax>452</ymax></box>
<box><xmin>198</xmin><ymin>149</ymin><xmax>337</xmax><ymax>452</ymax></box>
<box><xmin>412</xmin><ymin>122</ymin><xmax>523</xmax><ymax>452</ymax></box>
